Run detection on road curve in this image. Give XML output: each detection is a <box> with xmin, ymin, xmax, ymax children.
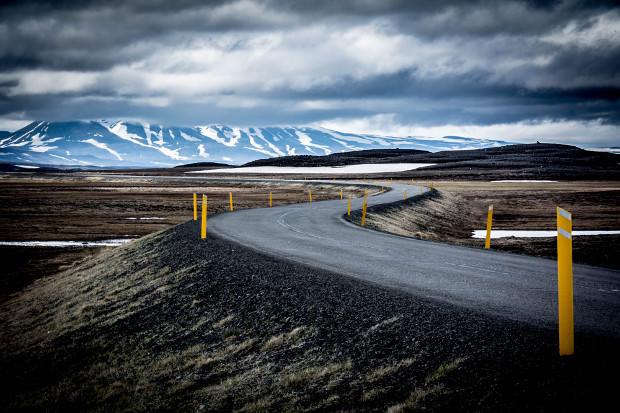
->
<box><xmin>209</xmin><ymin>181</ymin><xmax>620</xmax><ymax>337</ymax></box>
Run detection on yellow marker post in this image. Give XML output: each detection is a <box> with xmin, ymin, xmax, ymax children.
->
<box><xmin>201</xmin><ymin>195</ymin><xmax>207</xmax><ymax>239</ymax></box>
<box><xmin>340</xmin><ymin>189</ymin><xmax>343</xmax><ymax>200</ymax></box>
<box><xmin>347</xmin><ymin>195</ymin><xmax>351</xmax><ymax>216</ymax></box>
<box><xmin>309</xmin><ymin>190</ymin><xmax>312</xmax><ymax>205</ymax></box>
<box><xmin>404</xmin><ymin>190</ymin><xmax>407</xmax><ymax>200</ymax></box>
<box><xmin>269</xmin><ymin>191</ymin><xmax>273</xmax><ymax>207</ymax></box>
<box><xmin>484</xmin><ymin>205</ymin><xmax>493</xmax><ymax>249</ymax></box>
<box><xmin>361</xmin><ymin>198</ymin><xmax>367</xmax><ymax>226</ymax></box>
<box><xmin>229</xmin><ymin>192</ymin><xmax>234</xmax><ymax>212</ymax></box>
<box><xmin>193</xmin><ymin>193</ymin><xmax>197</xmax><ymax>221</ymax></box>
<box><xmin>360</xmin><ymin>190</ymin><xmax>369</xmax><ymax>226</ymax></box>
<box><xmin>557</xmin><ymin>207</ymin><xmax>574</xmax><ymax>356</ymax></box>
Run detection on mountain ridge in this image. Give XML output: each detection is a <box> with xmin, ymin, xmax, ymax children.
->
<box><xmin>231</xmin><ymin>144</ymin><xmax>620</xmax><ymax>180</ymax></box>
<box><xmin>0</xmin><ymin>120</ymin><xmax>513</xmax><ymax>167</ymax></box>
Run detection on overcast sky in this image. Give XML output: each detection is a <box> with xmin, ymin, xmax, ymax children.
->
<box><xmin>0</xmin><ymin>0</ymin><xmax>618</xmax><ymax>146</ymax></box>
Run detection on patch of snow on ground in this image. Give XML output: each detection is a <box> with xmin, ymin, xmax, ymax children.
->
<box><xmin>49</xmin><ymin>154</ymin><xmax>92</xmax><ymax>165</ymax></box>
<box><xmin>143</xmin><ymin>123</ymin><xmax>153</xmax><ymax>145</ymax></box>
<box><xmin>106</xmin><ymin>122</ymin><xmax>146</xmax><ymax>145</ymax></box>
<box><xmin>247</xmin><ymin>146</ymin><xmax>278</xmax><ymax>157</ymax></box>
<box><xmin>295</xmin><ymin>130</ymin><xmax>332</xmax><ymax>155</ymax></box>
<box><xmin>589</xmin><ymin>147</ymin><xmax>620</xmax><ymax>154</ymax></box>
<box><xmin>244</xmin><ymin>129</ymin><xmax>280</xmax><ymax>157</ymax></box>
<box><xmin>197</xmin><ymin>126</ymin><xmax>241</xmax><ymax>147</ymax></box>
<box><xmin>252</xmin><ymin>128</ymin><xmax>285</xmax><ymax>156</ymax></box>
<box><xmin>180</xmin><ymin>131</ymin><xmax>201</xmax><ymax>142</ymax></box>
<box><xmin>125</xmin><ymin>217</ymin><xmax>164</xmax><ymax>220</ymax></box>
<box><xmin>30</xmin><ymin>145</ymin><xmax>57</xmax><ymax>153</ymax></box>
<box><xmin>82</xmin><ymin>138</ymin><xmax>123</xmax><ymax>160</ymax></box>
<box><xmin>285</xmin><ymin>144</ymin><xmax>296</xmax><ymax>155</ymax></box>
<box><xmin>189</xmin><ymin>163</ymin><xmax>435</xmax><ymax>174</ymax></box>
<box><xmin>13</xmin><ymin>122</ymin><xmax>43</xmax><ymax>142</ymax></box>
<box><xmin>5</xmin><ymin>141</ymin><xmax>30</xmax><ymax>147</ymax></box>
<box><xmin>245</xmin><ymin>129</ymin><xmax>264</xmax><ymax>150</ymax></box>
<box><xmin>157</xmin><ymin>146</ymin><xmax>188</xmax><ymax>161</ymax></box>
<box><xmin>330</xmin><ymin>137</ymin><xmax>363</xmax><ymax>151</ymax></box>
<box><xmin>0</xmin><ymin>239</ymin><xmax>134</xmax><ymax>247</ymax></box>
<box><xmin>29</xmin><ymin>133</ymin><xmax>61</xmax><ymax>152</ymax></box>
<box><xmin>198</xmin><ymin>144</ymin><xmax>209</xmax><ymax>158</ymax></box>
<box><xmin>15</xmin><ymin>164</ymin><xmax>39</xmax><ymax>169</ymax></box>
<box><xmin>318</xmin><ymin>128</ymin><xmax>373</xmax><ymax>145</ymax></box>
<box><xmin>491</xmin><ymin>180</ymin><xmax>558</xmax><ymax>183</ymax></box>
<box><xmin>154</xmin><ymin>129</ymin><xmax>165</xmax><ymax>145</ymax></box>
<box><xmin>472</xmin><ymin>230</ymin><xmax>620</xmax><ymax>239</ymax></box>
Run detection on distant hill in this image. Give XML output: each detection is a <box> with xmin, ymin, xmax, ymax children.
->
<box><xmin>0</xmin><ymin>163</ymin><xmax>64</xmax><ymax>173</ymax></box>
<box><xmin>0</xmin><ymin>120</ymin><xmax>512</xmax><ymax>167</ymax></box>
<box><xmin>174</xmin><ymin>161</ymin><xmax>232</xmax><ymax>169</ymax></box>
<box><xmin>244</xmin><ymin>149</ymin><xmax>429</xmax><ymax>167</ymax></box>
<box><xmin>242</xmin><ymin>143</ymin><xmax>620</xmax><ymax>180</ymax></box>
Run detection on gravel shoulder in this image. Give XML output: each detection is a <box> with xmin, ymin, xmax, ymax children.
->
<box><xmin>1</xmin><ymin>220</ymin><xmax>619</xmax><ymax>412</ymax></box>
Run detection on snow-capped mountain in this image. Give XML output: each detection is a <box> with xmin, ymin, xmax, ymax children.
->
<box><xmin>0</xmin><ymin>121</ymin><xmax>512</xmax><ymax>167</ymax></box>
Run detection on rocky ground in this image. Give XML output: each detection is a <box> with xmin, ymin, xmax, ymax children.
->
<box><xmin>1</xmin><ymin>221</ymin><xmax>618</xmax><ymax>412</ymax></box>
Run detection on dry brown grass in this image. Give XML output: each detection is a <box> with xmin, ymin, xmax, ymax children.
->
<box><xmin>366</xmin><ymin>357</ymin><xmax>417</xmax><ymax>382</ymax></box>
<box><xmin>262</xmin><ymin>326</ymin><xmax>311</xmax><ymax>350</ymax></box>
<box><xmin>280</xmin><ymin>360</ymin><xmax>353</xmax><ymax>388</ymax></box>
<box><xmin>386</xmin><ymin>357</ymin><xmax>466</xmax><ymax>413</ymax></box>
<box><xmin>0</xmin><ymin>174</ymin><xmax>367</xmax><ymax>242</ymax></box>
<box><xmin>367</xmin><ymin>315</ymin><xmax>402</xmax><ymax>333</ymax></box>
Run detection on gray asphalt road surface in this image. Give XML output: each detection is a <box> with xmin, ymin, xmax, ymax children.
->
<box><xmin>205</xmin><ymin>180</ymin><xmax>620</xmax><ymax>337</ymax></box>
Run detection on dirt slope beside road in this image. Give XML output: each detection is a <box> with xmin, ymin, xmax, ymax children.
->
<box><xmin>357</xmin><ymin>181</ymin><xmax>620</xmax><ymax>269</ymax></box>
<box><xmin>1</xmin><ymin>221</ymin><xmax>619</xmax><ymax>412</ymax></box>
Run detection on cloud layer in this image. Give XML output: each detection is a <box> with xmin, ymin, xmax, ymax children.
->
<box><xmin>0</xmin><ymin>0</ymin><xmax>618</xmax><ymax>146</ymax></box>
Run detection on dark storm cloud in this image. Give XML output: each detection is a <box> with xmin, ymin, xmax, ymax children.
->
<box><xmin>1</xmin><ymin>0</ymin><xmax>617</xmax><ymax>71</ymax></box>
<box><xmin>0</xmin><ymin>0</ymin><xmax>297</xmax><ymax>71</ymax></box>
<box><xmin>0</xmin><ymin>0</ymin><xmax>619</xmax><ymax>144</ymax></box>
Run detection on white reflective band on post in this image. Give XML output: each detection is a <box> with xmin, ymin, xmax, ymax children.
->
<box><xmin>558</xmin><ymin>228</ymin><xmax>572</xmax><ymax>239</ymax></box>
<box><xmin>489</xmin><ymin>205</ymin><xmax>493</xmax><ymax>211</ymax></box>
<box><xmin>558</xmin><ymin>208</ymin><xmax>572</xmax><ymax>221</ymax></box>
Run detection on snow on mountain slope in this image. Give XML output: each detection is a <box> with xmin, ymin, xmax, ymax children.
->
<box><xmin>0</xmin><ymin>121</ymin><xmax>512</xmax><ymax>167</ymax></box>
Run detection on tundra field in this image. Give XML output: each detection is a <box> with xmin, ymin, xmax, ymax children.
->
<box><xmin>0</xmin><ymin>172</ymin><xmax>366</xmax><ymax>299</ymax></box>
<box><xmin>1</xmin><ymin>172</ymin><xmax>618</xmax><ymax>300</ymax></box>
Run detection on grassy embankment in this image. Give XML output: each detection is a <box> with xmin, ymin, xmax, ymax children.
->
<box><xmin>2</xmin><ymin>221</ymin><xmax>618</xmax><ymax>412</ymax></box>
<box><xmin>354</xmin><ymin>180</ymin><xmax>620</xmax><ymax>268</ymax></box>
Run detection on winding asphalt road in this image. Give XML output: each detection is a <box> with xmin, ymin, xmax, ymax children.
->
<box><xmin>209</xmin><ymin>181</ymin><xmax>620</xmax><ymax>337</ymax></box>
